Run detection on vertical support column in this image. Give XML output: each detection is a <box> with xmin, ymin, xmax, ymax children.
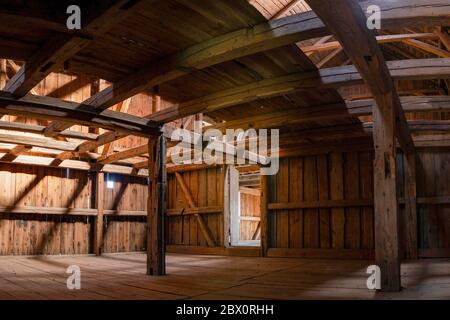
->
<box><xmin>94</xmin><ymin>172</ymin><xmax>104</xmax><ymax>255</ymax></box>
<box><xmin>260</xmin><ymin>174</ymin><xmax>269</xmax><ymax>257</ymax></box>
<box><xmin>147</xmin><ymin>134</ymin><xmax>166</xmax><ymax>276</ymax></box>
<box><xmin>373</xmin><ymin>92</ymin><xmax>401</xmax><ymax>292</ymax></box>
<box><xmin>89</xmin><ymin>78</ymin><xmax>101</xmax><ymax>149</ymax></box>
<box><xmin>223</xmin><ymin>165</ymin><xmax>231</xmax><ymax>247</ymax></box>
<box><xmin>403</xmin><ymin>152</ymin><xmax>418</xmax><ymax>259</ymax></box>
<box><xmin>0</xmin><ymin>59</ymin><xmax>6</xmax><ymax>89</ymax></box>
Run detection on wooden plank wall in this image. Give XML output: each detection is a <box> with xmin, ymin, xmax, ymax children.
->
<box><xmin>268</xmin><ymin>150</ymin><xmax>450</xmax><ymax>259</ymax></box>
<box><xmin>167</xmin><ymin>166</ymin><xmax>225</xmax><ymax>247</ymax></box>
<box><xmin>102</xmin><ymin>174</ymin><xmax>148</xmax><ymax>253</ymax></box>
<box><xmin>0</xmin><ymin>165</ymin><xmax>147</xmax><ymax>255</ymax></box>
<box><xmin>267</xmin><ymin>152</ymin><xmax>375</xmax><ymax>259</ymax></box>
<box><xmin>398</xmin><ymin>150</ymin><xmax>450</xmax><ymax>258</ymax></box>
<box><xmin>0</xmin><ymin>67</ymin><xmax>170</xmax><ymax>256</ymax></box>
<box><xmin>240</xmin><ymin>193</ymin><xmax>260</xmax><ymax>241</ymax></box>
<box><xmin>0</xmin><ymin>164</ymin><xmax>93</xmax><ymax>255</ymax></box>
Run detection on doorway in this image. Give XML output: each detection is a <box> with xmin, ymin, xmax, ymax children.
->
<box><xmin>227</xmin><ymin>166</ymin><xmax>261</xmax><ymax>247</ymax></box>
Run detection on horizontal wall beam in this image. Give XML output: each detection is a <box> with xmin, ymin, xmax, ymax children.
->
<box><xmin>0</xmin><ymin>206</ymin><xmax>146</xmax><ymax>216</ymax></box>
<box><xmin>165</xmin><ymin>206</ymin><xmax>223</xmax><ymax>217</ymax></box>
<box><xmin>268</xmin><ymin>199</ymin><xmax>373</xmax><ymax>210</ymax></box>
<box><xmin>267</xmin><ymin>248</ymin><xmax>374</xmax><ymax>260</ymax></box>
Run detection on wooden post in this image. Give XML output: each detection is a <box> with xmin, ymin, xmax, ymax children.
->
<box><xmin>94</xmin><ymin>172</ymin><xmax>104</xmax><ymax>255</ymax></box>
<box><xmin>260</xmin><ymin>174</ymin><xmax>269</xmax><ymax>257</ymax></box>
<box><xmin>303</xmin><ymin>0</ymin><xmax>409</xmax><ymax>292</ymax></box>
<box><xmin>0</xmin><ymin>59</ymin><xmax>6</xmax><ymax>119</ymax></box>
<box><xmin>403</xmin><ymin>151</ymin><xmax>418</xmax><ymax>259</ymax></box>
<box><xmin>373</xmin><ymin>92</ymin><xmax>401</xmax><ymax>292</ymax></box>
<box><xmin>0</xmin><ymin>59</ymin><xmax>6</xmax><ymax>89</ymax></box>
<box><xmin>223</xmin><ymin>166</ymin><xmax>231</xmax><ymax>247</ymax></box>
<box><xmin>147</xmin><ymin>135</ymin><xmax>166</xmax><ymax>276</ymax></box>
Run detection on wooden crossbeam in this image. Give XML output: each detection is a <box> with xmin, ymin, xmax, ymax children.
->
<box><xmin>0</xmin><ymin>132</ymin><xmax>79</xmax><ymax>151</ymax></box>
<box><xmin>148</xmin><ymin>59</ymin><xmax>450</xmax><ymax>123</ymax></box>
<box><xmin>271</xmin><ymin>0</ymin><xmax>302</xmax><ymax>20</ymax></box>
<box><xmin>174</xmin><ymin>172</ymin><xmax>217</xmax><ymax>247</ymax></box>
<box><xmin>302</xmin><ymin>33</ymin><xmax>438</xmax><ymax>53</ymax></box>
<box><xmin>0</xmin><ymin>120</ymin><xmax>98</xmax><ymax>141</ymax></box>
<box><xmin>4</xmin><ymin>0</ymin><xmax>144</xmax><ymax>98</ymax></box>
<box><xmin>0</xmin><ymin>91</ymin><xmax>159</xmax><ymax>137</ymax></box>
<box><xmin>403</xmin><ymin>39</ymin><xmax>450</xmax><ymax>58</ymax></box>
<box><xmin>4</xmin><ymin>34</ymin><xmax>89</xmax><ymax>97</ymax></box>
<box><xmin>306</xmin><ymin>0</ymin><xmax>406</xmax><ymax>291</ymax></box>
<box><xmin>0</xmin><ymin>145</ymin><xmax>32</xmax><ymax>162</ymax></box>
<box><xmin>42</xmin><ymin>0</ymin><xmax>450</xmax><ymax>135</ymax></box>
<box><xmin>101</xmin><ymin>98</ymin><xmax>132</xmax><ymax>155</ymax></box>
<box><xmin>0</xmin><ymin>153</ymin><xmax>148</xmax><ymax>176</ymax></box>
<box><xmin>437</xmin><ymin>30</ymin><xmax>450</xmax><ymax>51</ymax></box>
<box><xmin>98</xmin><ymin>144</ymin><xmax>148</xmax><ymax>164</ymax></box>
<box><xmin>77</xmin><ymin>132</ymin><xmax>125</xmax><ymax>154</ymax></box>
<box><xmin>316</xmin><ymin>48</ymin><xmax>343</xmax><ymax>68</ymax></box>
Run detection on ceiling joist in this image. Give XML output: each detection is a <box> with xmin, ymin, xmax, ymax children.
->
<box><xmin>41</xmin><ymin>0</ymin><xmax>450</xmax><ymax>135</ymax></box>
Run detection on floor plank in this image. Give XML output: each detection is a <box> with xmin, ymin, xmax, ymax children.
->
<box><xmin>0</xmin><ymin>253</ymin><xmax>448</xmax><ymax>300</ymax></box>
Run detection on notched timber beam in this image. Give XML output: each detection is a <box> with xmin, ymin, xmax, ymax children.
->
<box><xmin>0</xmin><ymin>91</ymin><xmax>160</xmax><ymax>137</ymax></box>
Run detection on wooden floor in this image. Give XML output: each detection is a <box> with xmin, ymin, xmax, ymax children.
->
<box><xmin>0</xmin><ymin>253</ymin><xmax>449</xmax><ymax>300</ymax></box>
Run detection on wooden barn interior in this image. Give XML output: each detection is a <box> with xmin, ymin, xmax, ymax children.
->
<box><xmin>0</xmin><ymin>0</ymin><xmax>450</xmax><ymax>300</ymax></box>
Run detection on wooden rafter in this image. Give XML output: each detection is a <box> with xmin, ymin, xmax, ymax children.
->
<box><xmin>302</xmin><ymin>33</ymin><xmax>438</xmax><ymax>53</ymax></box>
<box><xmin>0</xmin><ymin>145</ymin><xmax>32</xmax><ymax>162</ymax></box>
<box><xmin>271</xmin><ymin>0</ymin><xmax>302</xmax><ymax>20</ymax></box>
<box><xmin>437</xmin><ymin>30</ymin><xmax>450</xmax><ymax>51</ymax></box>
<box><xmin>0</xmin><ymin>120</ymin><xmax>97</xmax><ymax>141</ymax></box>
<box><xmin>101</xmin><ymin>98</ymin><xmax>132</xmax><ymax>155</ymax></box>
<box><xmin>41</xmin><ymin>0</ymin><xmax>450</xmax><ymax>135</ymax></box>
<box><xmin>4</xmin><ymin>0</ymin><xmax>144</xmax><ymax>98</ymax></box>
<box><xmin>0</xmin><ymin>132</ymin><xmax>79</xmax><ymax>151</ymax></box>
<box><xmin>98</xmin><ymin>144</ymin><xmax>148</xmax><ymax>165</ymax></box>
<box><xmin>0</xmin><ymin>153</ymin><xmax>148</xmax><ymax>176</ymax></box>
<box><xmin>148</xmin><ymin>59</ymin><xmax>450</xmax><ymax>124</ymax></box>
<box><xmin>209</xmin><ymin>96</ymin><xmax>450</xmax><ymax>132</ymax></box>
<box><xmin>316</xmin><ymin>48</ymin><xmax>343</xmax><ymax>68</ymax></box>
<box><xmin>403</xmin><ymin>39</ymin><xmax>450</xmax><ymax>58</ymax></box>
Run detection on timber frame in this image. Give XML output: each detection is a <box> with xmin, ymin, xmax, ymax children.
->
<box><xmin>0</xmin><ymin>0</ymin><xmax>449</xmax><ymax>292</ymax></box>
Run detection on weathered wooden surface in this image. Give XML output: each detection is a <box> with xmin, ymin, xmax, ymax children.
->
<box><xmin>0</xmin><ymin>253</ymin><xmax>449</xmax><ymax>300</ymax></box>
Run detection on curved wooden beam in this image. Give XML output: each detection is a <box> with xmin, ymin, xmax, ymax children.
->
<box><xmin>43</xmin><ymin>0</ymin><xmax>450</xmax><ymax>135</ymax></box>
<box><xmin>147</xmin><ymin>58</ymin><xmax>450</xmax><ymax>123</ymax></box>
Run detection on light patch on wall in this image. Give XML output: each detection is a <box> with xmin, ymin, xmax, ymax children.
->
<box><xmin>107</xmin><ymin>180</ymin><xmax>114</xmax><ymax>189</ymax></box>
<box><xmin>106</xmin><ymin>173</ymin><xmax>114</xmax><ymax>189</ymax></box>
